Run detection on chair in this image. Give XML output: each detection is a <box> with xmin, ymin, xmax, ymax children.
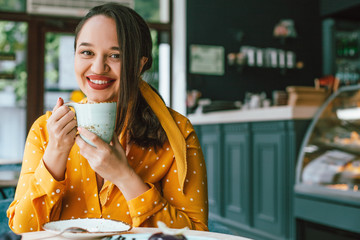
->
<box><xmin>0</xmin><ymin>198</ymin><xmax>13</xmax><ymax>234</ymax></box>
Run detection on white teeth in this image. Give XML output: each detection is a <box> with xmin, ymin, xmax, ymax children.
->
<box><xmin>89</xmin><ymin>79</ymin><xmax>108</xmax><ymax>85</ymax></box>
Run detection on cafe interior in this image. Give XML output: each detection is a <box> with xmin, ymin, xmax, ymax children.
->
<box><xmin>1</xmin><ymin>0</ymin><xmax>360</xmax><ymax>239</ymax></box>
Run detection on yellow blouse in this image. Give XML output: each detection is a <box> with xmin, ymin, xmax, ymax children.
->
<box><xmin>7</xmin><ymin>108</ymin><xmax>208</xmax><ymax>233</ymax></box>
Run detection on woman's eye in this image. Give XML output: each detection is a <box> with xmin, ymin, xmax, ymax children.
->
<box><xmin>80</xmin><ymin>50</ymin><xmax>93</xmax><ymax>56</ymax></box>
<box><xmin>110</xmin><ymin>54</ymin><xmax>121</xmax><ymax>59</ymax></box>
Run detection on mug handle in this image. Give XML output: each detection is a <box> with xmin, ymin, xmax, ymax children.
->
<box><xmin>63</xmin><ymin>102</ymin><xmax>78</xmax><ymax>116</ymax></box>
<box><xmin>64</xmin><ymin>102</ymin><xmax>75</xmax><ymax>108</ymax></box>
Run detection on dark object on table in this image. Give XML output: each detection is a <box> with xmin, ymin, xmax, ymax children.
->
<box><xmin>148</xmin><ymin>232</ymin><xmax>187</xmax><ymax>240</ymax></box>
<box><xmin>0</xmin><ymin>231</ymin><xmax>21</xmax><ymax>240</ymax></box>
<box><xmin>202</xmin><ymin>100</ymin><xmax>240</xmax><ymax>113</ymax></box>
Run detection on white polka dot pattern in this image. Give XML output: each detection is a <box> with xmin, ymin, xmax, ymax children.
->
<box><xmin>8</xmin><ymin>107</ymin><xmax>208</xmax><ymax>233</ymax></box>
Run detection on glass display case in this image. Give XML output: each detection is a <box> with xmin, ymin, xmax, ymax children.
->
<box><xmin>296</xmin><ymin>85</ymin><xmax>360</xmax><ymax>200</ymax></box>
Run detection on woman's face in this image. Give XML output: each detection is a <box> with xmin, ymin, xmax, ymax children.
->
<box><xmin>74</xmin><ymin>15</ymin><xmax>121</xmax><ymax>103</ymax></box>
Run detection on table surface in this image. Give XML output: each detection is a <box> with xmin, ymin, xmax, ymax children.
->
<box><xmin>21</xmin><ymin>227</ymin><xmax>252</xmax><ymax>240</ymax></box>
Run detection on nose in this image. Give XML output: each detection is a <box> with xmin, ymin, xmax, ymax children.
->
<box><xmin>91</xmin><ymin>55</ymin><xmax>109</xmax><ymax>73</ymax></box>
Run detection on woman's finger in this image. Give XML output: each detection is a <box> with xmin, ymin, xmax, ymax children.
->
<box><xmin>63</xmin><ymin>119</ymin><xmax>77</xmax><ymax>136</ymax></box>
<box><xmin>77</xmin><ymin>127</ymin><xmax>106</xmax><ymax>148</ymax></box>
<box><xmin>57</xmin><ymin>110</ymin><xmax>76</xmax><ymax>127</ymax></box>
<box><xmin>52</xmin><ymin>97</ymin><xmax>64</xmax><ymax>113</ymax></box>
<box><xmin>47</xmin><ymin>107</ymin><xmax>72</xmax><ymax>132</ymax></box>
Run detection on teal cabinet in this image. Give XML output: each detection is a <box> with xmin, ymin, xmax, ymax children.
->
<box><xmin>199</xmin><ymin>124</ymin><xmax>222</xmax><ymax>216</ymax></box>
<box><xmin>252</xmin><ymin>122</ymin><xmax>286</xmax><ymax>237</ymax></box>
<box><xmin>223</xmin><ymin>123</ymin><xmax>250</xmax><ymax>225</ymax></box>
<box><xmin>195</xmin><ymin>120</ymin><xmax>310</xmax><ymax>240</ymax></box>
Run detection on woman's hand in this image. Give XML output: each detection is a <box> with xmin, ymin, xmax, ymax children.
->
<box><xmin>47</xmin><ymin>98</ymin><xmax>77</xmax><ymax>153</ymax></box>
<box><xmin>76</xmin><ymin>128</ymin><xmax>149</xmax><ymax>199</ymax></box>
<box><xmin>43</xmin><ymin>97</ymin><xmax>77</xmax><ymax>180</ymax></box>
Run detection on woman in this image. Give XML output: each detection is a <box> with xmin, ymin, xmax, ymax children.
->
<box><xmin>7</xmin><ymin>3</ymin><xmax>208</xmax><ymax>233</ymax></box>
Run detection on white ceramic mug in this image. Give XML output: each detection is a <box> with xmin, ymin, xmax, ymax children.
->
<box><xmin>65</xmin><ymin>102</ymin><xmax>117</xmax><ymax>146</ymax></box>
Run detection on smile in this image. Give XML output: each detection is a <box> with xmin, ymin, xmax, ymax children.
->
<box><xmin>89</xmin><ymin>79</ymin><xmax>110</xmax><ymax>85</ymax></box>
<box><xmin>86</xmin><ymin>75</ymin><xmax>115</xmax><ymax>90</ymax></box>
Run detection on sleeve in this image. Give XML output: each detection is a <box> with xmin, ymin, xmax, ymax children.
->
<box><xmin>7</xmin><ymin>115</ymin><xmax>67</xmax><ymax>234</ymax></box>
<box><xmin>127</xmin><ymin>116</ymin><xmax>208</xmax><ymax>231</ymax></box>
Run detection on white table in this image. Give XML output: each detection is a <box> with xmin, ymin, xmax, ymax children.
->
<box><xmin>21</xmin><ymin>227</ymin><xmax>252</xmax><ymax>240</ymax></box>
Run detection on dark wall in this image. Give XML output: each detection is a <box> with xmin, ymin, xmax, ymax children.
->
<box><xmin>186</xmin><ymin>0</ymin><xmax>323</xmax><ymax>102</ymax></box>
<box><xmin>321</xmin><ymin>0</ymin><xmax>360</xmax><ymax>18</ymax></box>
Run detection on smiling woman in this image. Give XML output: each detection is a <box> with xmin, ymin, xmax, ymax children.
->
<box><xmin>7</xmin><ymin>2</ymin><xmax>208</xmax><ymax>234</ymax></box>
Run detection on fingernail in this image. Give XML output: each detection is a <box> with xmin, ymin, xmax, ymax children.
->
<box><xmin>77</xmin><ymin>127</ymin><xmax>81</xmax><ymax>132</ymax></box>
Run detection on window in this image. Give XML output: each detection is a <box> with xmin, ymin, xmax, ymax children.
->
<box><xmin>0</xmin><ymin>20</ymin><xmax>28</xmax><ymax>160</ymax></box>
<box><xmin>44</xmin><ymin>32</ymin><xmax>79</xmax><ymax>112</ymax></box>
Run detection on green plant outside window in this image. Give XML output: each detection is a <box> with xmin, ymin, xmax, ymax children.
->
<box><xmin>0</xmin><ymin>21</ymin><xmax>28</xmax><ymax>104</ymax></box>
<box><xmin>0</xmin><ymin>0</ymin><xmax>26</xmax><ymax>12</ymax></box>
<box><xmin>135</xmin><ymin>0</ymin><xmax>161</xmax><ymax>23</ymax></box>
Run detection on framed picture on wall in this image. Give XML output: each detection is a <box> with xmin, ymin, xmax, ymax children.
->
<box><xmin>190</xmin><ymin>44</ymin><xmax>224</xmax><ymax>75</ymax></box>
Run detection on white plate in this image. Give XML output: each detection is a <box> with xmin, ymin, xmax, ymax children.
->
<box><xmin>42</xmin><ymin>218</ymin><xmax>132</xmax><ymax>239</ymax></box>
<box><xmin>116</xmin><ymin>233</ymin><xmax>219</xmax><ymax>240</ymax></box>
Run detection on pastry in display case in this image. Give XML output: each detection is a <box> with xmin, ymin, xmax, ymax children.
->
<box><xmin>296</xmin><ymin>85</ymin><xmax>360</xmax><ymax>199</ymax></box>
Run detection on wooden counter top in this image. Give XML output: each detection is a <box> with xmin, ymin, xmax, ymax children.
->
<box><xmin>188</xmin><ymin>105</ymin><xmax>319</xmax><ymax>125</ymax></box>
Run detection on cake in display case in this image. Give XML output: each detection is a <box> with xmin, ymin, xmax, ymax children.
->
<box><xmin>295</xmin><ymin>85</ymin><xmax>360</xmax><ymax>200</ymax></box>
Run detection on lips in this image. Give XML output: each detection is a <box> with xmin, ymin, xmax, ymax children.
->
<box><xmin>86</xmin><ymin>75</ymin><xmax>115</xmax><ymax>90</ymax></box>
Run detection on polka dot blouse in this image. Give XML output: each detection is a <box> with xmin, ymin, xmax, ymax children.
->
<box><xmin>7</xmin><ymin>109</ymin><xmax>208</xmax><ymax>233</ymax></box>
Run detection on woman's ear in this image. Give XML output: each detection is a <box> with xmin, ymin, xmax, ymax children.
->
<box><xmin>139</xmin><ymin>57</ymin><xmax>148</xmax><ymax>73</ymax></box>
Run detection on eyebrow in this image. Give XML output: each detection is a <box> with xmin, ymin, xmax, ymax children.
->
<box><xmin>78</xmin><ymin>42</ymin><xmax>120</xmax><ymax>51</ymax></box>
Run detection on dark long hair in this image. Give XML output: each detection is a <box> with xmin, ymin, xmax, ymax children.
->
<box><xmin>74</xmin><ymin>3</ymin><xmax>166</xmax><ymax>148</ymax></box>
